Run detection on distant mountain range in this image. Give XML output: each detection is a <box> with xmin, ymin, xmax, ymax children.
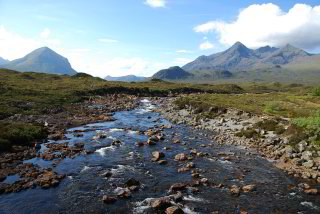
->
<box><xmin>183</xmin><ymin>42</ymin><xmax>313</xmax><ymax>72</ymax></box>
<box><xmin>105</xmin><ymin>75</ymin><xmax>147</xmax><ymax>82</ymax></box>
<box><xmin>0</xmin><ymin>57</ymin><xmax>9</xmax><ymax>65</ymax></box>
<box><xmin>153</xmin><ymin>42</ymin><xmax>320</xmax><ymax>83</ymax></box>
<box><xmin>0</xmin><ymin>47</ymin><xmax>77</xmax><ymax>75</ymax></box>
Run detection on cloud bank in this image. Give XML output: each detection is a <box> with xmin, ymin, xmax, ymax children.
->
<box><xmin>194</xmin><ymin>3</ymin><xmax>320</xmax><ymax>49</ymax></box>
<box><xmin>144</xmin><ymin>0</ymin><xmax>166</xmax><ymax>8</ymax></box>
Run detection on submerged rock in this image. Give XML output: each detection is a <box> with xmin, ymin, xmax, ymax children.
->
<box><xmin>169</xmin><ymin>183</ymin><xmax>187</xmax><ymax>192</ymax></box>
<box><xmin>102</xmin><ymin>195</ymin><xmax>117</xmax><ymax>204</ymax></box>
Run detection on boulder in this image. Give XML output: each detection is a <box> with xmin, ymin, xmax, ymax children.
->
<box><xmin>152</xmin><ymin>151</ymin><xmax>165</xmax><ymax>162</ymax></box>
<box><xmin>166</xmin><ymin>206</ymin><xmax>184</xmax><ymax>214</ymax></box>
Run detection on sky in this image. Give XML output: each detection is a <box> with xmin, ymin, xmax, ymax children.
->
<box><xmin>0</xmin><ymin>0</ymin><xmax>320</xmax><ymax>78</ymax></box>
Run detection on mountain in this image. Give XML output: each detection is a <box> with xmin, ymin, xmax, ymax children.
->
<box><xmin>105</xmin><ymin>75</ymin><xmax>146</xmax><ymax>82</ymax></box>
<box><xmin>182</xmin><ymin>42</ymin><xmax>313</xmax><ymax>73</ymax></box>
<box><xmin>0</xmin><ymin>57</ymin><xmax>9</xmax><ymax>65</ymax></box>
<box><xmin>261</xmin><ymin>44</ymin><xmax>311</xmax><ymax>65</ymax></box>
<box><xmin>152</xmin><ymin>66</ymin><xmax>193</xmax><ymax>80</ymax></box>
<box><xmin>0</xmin><ymin>47</ymin><xmax>77</xmax><ymax>75</ymax></box>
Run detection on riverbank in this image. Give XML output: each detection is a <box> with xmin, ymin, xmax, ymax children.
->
<box><xmin>154</xmin><ymin>97</ymin><xmax>320</xmax><ymax>184</ymax></box>
<box><xmin>0</xmin><ymin>94</ymin><xmax>139</xmax><ymax>193</ymax></box>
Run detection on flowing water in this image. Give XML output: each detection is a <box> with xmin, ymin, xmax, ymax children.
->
<box><xmin>0</xmin><ymin>99</ymin><xmax>320</xmax><ymax>214</ymax></box>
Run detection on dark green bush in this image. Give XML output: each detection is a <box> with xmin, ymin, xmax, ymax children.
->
<box><xmin>254</xmin><ymin>119</ymin><xmax>280</xmax><ymax>131</ymax></box>
<box><xmin>0</xmin><ymin>122</ymin><xmax>47</xmax><ymax>147</ymax></box>
<box><xmin>312</xmin><ymin>87</ymin><xmax>320</xmax><ymax>96</ymax></box>
<box><xmin>235</xmin><ymin>129</ymin><xmax>260</xmax><ymax>139</ymax></box>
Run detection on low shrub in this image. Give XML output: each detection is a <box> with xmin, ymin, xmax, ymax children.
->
<box><xmin>235</xmin><ymin>129</ymin><xmax>260</xmax><ymax>139</ymax></box>
<box><xmin>312</xmin><ymin>87</ymin><xmax>320</xmax><ymax>96</ymax></box>
<box><xmin>0</xmin><ymin>122</ymin><xmax>47</xmax><ymax>152</ymax></box>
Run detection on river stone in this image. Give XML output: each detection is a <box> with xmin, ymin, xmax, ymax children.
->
<box><xmin>152</xmin><ymin>151</ymin><xmax>165</xmax><ymax>161</ymax></box>
<box><xmin>314</xmin><ymin>157</ymin><xmax>320</xmax><ymax>167</ymax></box>
<box><xmin>169</xmin><ymin>183</ymin><xmax>187</xmax><ymax>191</ymax></box>
<box><xmin>298</xmin><ymin>141</ymin><xmax>308</xmax><ymax>153</ymax></box>
<box><xmin>304</xmin><ymin>188</ymin><xmax>318</xmax><ymax>195</ymax></box>
<box><xmin>186</xmin><ymin>162</ymin><xmax>195</xmax><ymax>168</ymax></box>
<box><xmin>169</xmin><ymin>191</ymin><xmax>183</xmax><ymax>202</ymax></box>
<box><xmin>303</xmin><ymin>160</ymin><xmax>314</xmax><ymax>168</ymax></box>
<box><xmin>230</xmin><ymin>185</ymin><xmax>240</xmax><ymax>196</ymax></box>
<box><xmin>150</xmin><ymin>197</ymin><xmax>172</xmax><ymax>209</ymax></box>
<box><xmin>102</xmin><ymin>195</ymin><xmax>117</xmax><ymax>204</ymax></box>
<box><xmin>175</xmin><ymin>153</ymin><xmax>187</xmax><ymax>161</ymax></box>
<box><xmin>166</xmin><ymin>206</ymin><xmax>184</xmax><ymax>214</ymax></box>
<box><xmin>301</xmin><ymin>151</ymin><xmax>313</xmax><ymax>161</ymax></box>
<box><xmin>242</xmin><ymin>184</ymin><xmax>256</xmax><ymax>192</ymax></box>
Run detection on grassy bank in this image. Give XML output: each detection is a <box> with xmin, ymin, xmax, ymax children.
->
<box><xmin>1</xmin><ymin>68</ymin><xmax>319</xmax><ymax>152</ymax></box>
<box><xmin>174</xmin><ymin>86</ymin><xmax>320</xmax><ymax>148</ymax></box>
<box><xmin>0</xmin><ymin>69</ymin><xmax>244</xmax><ymax>152</ymax></box>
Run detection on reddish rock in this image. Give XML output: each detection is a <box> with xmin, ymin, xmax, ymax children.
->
<box><xmin>166</xmin><ymin>206</ymin><xmax>184</xmax><ymax>214</ymax></box>
<box><xmin>242</xmin><ymin>184</ymin><xmax>256</xmax><ymax>193</ymax></box>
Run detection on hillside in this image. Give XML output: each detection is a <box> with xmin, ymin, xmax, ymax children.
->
<box><xmin>0</xmin><ymin>47</ymin><xmax>77</xmax><ymax>75</ymax></box>
<box><xmin>152</xmin><ymin>66</ymin><xmax>193</xmax><ymax>80</ymax></box>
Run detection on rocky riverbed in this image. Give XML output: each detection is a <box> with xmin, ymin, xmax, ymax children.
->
<box><xmin>0</xmin><ymin>98</ymin><xmax>319</xmax><ymax>213</ymax></box>
<box><xmin>154</xmin><ymin>97</ymin><xmax>320</xmax><ymax>184</ymax></box>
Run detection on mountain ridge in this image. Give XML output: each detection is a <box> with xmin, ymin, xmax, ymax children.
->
<box><xmin>182</xmin><ymin>42</ymin><xmax>314</xmax><ymax>72</ymax></box>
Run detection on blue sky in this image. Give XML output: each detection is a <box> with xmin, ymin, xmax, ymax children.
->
<box><xmin>0</xmin><ymin>0</ymin><xmax>320</xmax><ymax>77</ymax></box>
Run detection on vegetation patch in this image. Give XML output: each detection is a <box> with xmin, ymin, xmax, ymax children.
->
<box><xmin>235</xmin><ymin>129</ymin><xmax>261</xmax><ymax>139</ymax></box>
<box><xmin>0</xmin><ymin>121</ymin><xmax>47</xmax><ymax>152</ymax></box>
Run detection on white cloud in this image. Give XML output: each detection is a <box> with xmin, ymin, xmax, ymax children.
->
<box><xmin>200</xmin><ymin>41</ymin><xmax>214</xmax><ymax>50</ymax></box>
<box><xmin>0</xmin><ymin>25</ymin><xmax>167</xmax><ymax>78</ymax></box>
<box><xmin>194</xmin><ymin>3</ymin><xmax>320</xmax><ymax>49</ymax></box>
<box><xmin>144</xmin><ymin>0</ymin><xmax>166</xmax><ymax>8</ymax></box>
<box><xmin>176</xmin><ymin>50</ymin><xmax>193</xmax><ymax>54</ymax></box>
<box><xmin>40</xmin><ymin>28</ymin><xmax>51</xmax><ymax>39</ymax></box>
<box><xmin>73</xmin><ymin>57</ymin><xmax>167</xmax><ymax>78</ymax></box>
<box><xmin>174</xmin><ymin>57</ymin><xmax>192</xmax><ymax>65</ymax></box>
<box><xmin>98</xmin><ymin>38</ymin><xmax>119</xmax><ymax>43</ymax></box>
<box><xmin>0</xmin><ymin>26</ymin><xmax>41</xmax><ymax>60</ymax></box>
